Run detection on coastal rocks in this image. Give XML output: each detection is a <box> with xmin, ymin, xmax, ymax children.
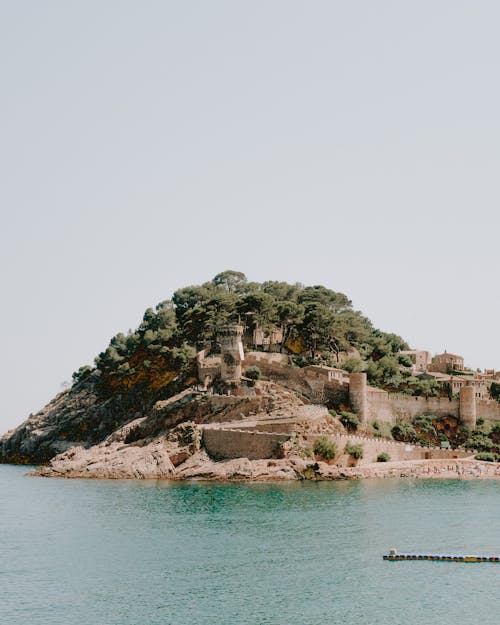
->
<box><xmin>37</xmin><ymin>440</ymin><xmax>176</xmax><ymax>479</ymax></box>
<box><xmin>175</xmin><ymin>453</ymin><xmax>299</xmax><ymax>481</ymax></box>
<box><xmin>0</xmin><ymin>372</ymin><xmax>152</xmax><ymax>464</ymax></box>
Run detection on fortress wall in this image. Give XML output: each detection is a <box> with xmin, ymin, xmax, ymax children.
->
<box><xmin>202</xmin><ymin>428</ymin><xmax>290</xmax><ymax>460</ymax></box>
<box><xmin>476</xmin><ymin>399</ymin><xmax>500</xmax><ymax>421</ymax></box>
<box><xmin>231</xmin><ymin>422</ymin><xmax>298</xmax><ymax>434</ymax></box>
<box><xmin>304</xmin><ymin>433</ymin><xmax>470</xmax><ymax>466</ymax></box>
<box><xmin>387</xmin><ymin>396</ymin><xmax>460</xmax><ymax>421</ymax></box>
<box><xmin>202</xmin><ymin>428</ymin><xmax>470</xmax><ymax>465</ymax></box>
<box><xmin>365</xmin><ymin>390</ymin><xmax>394</xmax><ymax>423</ymax></box>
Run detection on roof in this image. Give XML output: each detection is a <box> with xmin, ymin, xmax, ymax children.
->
<box><xmin>434</xmin><ymin>353</ymin><xmax>464</xmax><ymax>360</ymax></box>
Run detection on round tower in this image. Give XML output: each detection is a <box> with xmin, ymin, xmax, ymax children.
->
<box><xmin>349</xmin><ymin>372</ymin><xmax>368</xmax><ymax>424</ymax></box>
<box><xmin>218</xmin><ymin>325</ymin><xmax>244</xmax><ymax>383</ymax></box>
<box><xmin>459</xmin><ymin>385</ymin><xmax>476</xmax><ymax>429</ymax></box>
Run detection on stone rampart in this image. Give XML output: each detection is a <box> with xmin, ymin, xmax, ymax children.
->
<box><xmin>303</xmin><ymin>432</ymin><xmax>471</xmax><ymax>466</ymax></box>
<box><xmin>202</xmin><ymin>427</ymin><xmax>290</xmax><ymax>460</ymax></box>
<box><xmin>242</xmin><ymin>354</ymin><xmax>500</xmax><ymax>425</ymax></box>
<box><xmin>476</xmin><ymin>399</ymin><xmax>500</xmax><ymax>421</ymax></box>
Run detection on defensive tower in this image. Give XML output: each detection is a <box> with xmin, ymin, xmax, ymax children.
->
<box><xmin>459</xmin><ymin>385</ymin><xmax>477</xmax><ymax>429</ymax></box>
<box><xmin>349</xmin><ymin>372</ymin><xmax>368</xmax><ymax>423</ymax></box>
<box><xmin>218</xmin><ymin>324</ymin><xmax>244</xmax><ymax>383</ymax></box>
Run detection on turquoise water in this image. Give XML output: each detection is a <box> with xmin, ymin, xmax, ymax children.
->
<box><xmin>1</xmin><ymin>467</ymin><xmax>500</xmax><ymax>625</ymax></box>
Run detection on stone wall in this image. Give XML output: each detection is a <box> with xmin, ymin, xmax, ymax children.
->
<box><xmin>476</xmin><ymin>399</ymin><xmax>500</xmax><ymax>421</ymax></box>
<box><xmin>202</xmin><ymin>427</ymin><xmax>290</xmax><ymax>460</ymax></box>
<box><xmin>242</xmin><ymin>354</ymin><xmax>500</xmax><ymax>426</ymax></box>
<box><xmin>201</xmin><ymin>427</ymin><xmax>471</xmax><ymax>465</ymax></box>
<box><xmin>303</xmin><ymin>433</ymin><xmax>471</xmax><ymax>466</ymax></box>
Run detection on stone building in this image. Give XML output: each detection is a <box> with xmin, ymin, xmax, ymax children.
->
<box><xmin>429</xmin><ymin>351</ymin><xmax>464</xmax><ymax>373</ymax></box>
<box><xmin>400</xmin><ymin>350</ymin><xmax>432</xmax><ymax>373</ymax></box>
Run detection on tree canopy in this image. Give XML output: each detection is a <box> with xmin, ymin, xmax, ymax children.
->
<box><xmin>80</xmin><ymin>271</ymin><xmax>410</xmax><ymax>393</ymax></box>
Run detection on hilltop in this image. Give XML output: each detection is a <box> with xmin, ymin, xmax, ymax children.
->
<box><xmin>2</xmin><ymin>271</ymin><xmax>500</xmax><ymax>480</ymax></box>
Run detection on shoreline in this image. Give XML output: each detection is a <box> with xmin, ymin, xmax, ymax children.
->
<box><xmin>28</xmin><ymin>455</ymin><xmax>500</xmax><ymax>482</ymax></box>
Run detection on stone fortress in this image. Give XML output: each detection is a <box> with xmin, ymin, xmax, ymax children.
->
<box><xmin>197</xmin><ymin>327</ymin><xmax>500</xmax><ymax>430</ymax></box>
<box><xmin>192</xmin><ymin>326</ymin><xmax>500</xmax><ymax>465</ymax></box>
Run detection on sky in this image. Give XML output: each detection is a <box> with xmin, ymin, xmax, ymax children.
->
<box><xmin>1</xmin><ymin>1</ymin><xmax>500</xmax><ymax>432</ymax></box>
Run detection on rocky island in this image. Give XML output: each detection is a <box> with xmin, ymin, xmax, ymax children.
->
<box><xmin>2</xmin><ymin>271</ymin><xmax>500</xmax><ymax>481</ymax></box>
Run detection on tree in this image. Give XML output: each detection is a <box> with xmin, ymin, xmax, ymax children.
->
<box><xmin>490</xmin><ymin>382</ymin><xmax>500</xmax><ymax>402</ymax></box>
<box><xmin>212</xmin><ymin>270</ymin><xmax>247</xmax><ymax>293</ymax></box>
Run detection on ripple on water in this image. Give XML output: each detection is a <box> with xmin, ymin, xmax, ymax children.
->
<box><xmin>1</xmin><ymin>467</ymin><xmax>500</xmax><ymax>625</ymax></box>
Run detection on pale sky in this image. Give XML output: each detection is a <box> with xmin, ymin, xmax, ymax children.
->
<box><xmin>1</xmin><ymin>1</ymin><xmax>500</xmax><ymax>432</ymax></box>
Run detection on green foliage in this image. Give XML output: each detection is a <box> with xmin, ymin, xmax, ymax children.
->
<box><xmin>244</xmin><ymin>366</ymin><xmax>262</xmax><ymax>381</ymax></box>
<box><xmin>72</xmin><ymin>365</ymin><xmax>93</xmax><ymax>384</ymax></box>
<box><xmin>345</xmin><ymin>442</ymin><xmax>364</xmax><ymax>459</ymax></box>
<box><xmin>303</xmin><ymin>446</ymin><xmax>314</xmax><ymax>458</ymax></box>
<box><xmin>409</xmin><ymin>414</ymin><xmax>439</xmax><ymax>447</ymax></box>
<box><xmin>465</xmin><ymin>432</ymin><xmax>494</xmax><ymax>452</ymax></box>
<box><xmin>313</xmin><ymin>436</ymin><xmax>337</xmax><ymax>460</ymax></box>
<box><xmin>377</xmin><ymin>453</ymin><xmax>390</xmax><ymax>462</ymax></box>
<box><xmin>475</xmin><ymin>452</ymin><xmax>498</xmax><ymax>462</ymax></box>
<box><xmin>339</xmin><ymin>411</ymin><xmax>359</xmax><ymax>432</ymax></box>
<box><xmin>84</xmin><ymin>271</ymin><xmax>411</xmax><ymax>397</ymax></box>
<box><xmin>398</xmin><ymin>354</ymin><xmax>413</xmax><ymax>368</ymax></box>
<box><xmin>391</xmin><ymin>421</ymin><xmax>418</xmax><ymax>443</ymax></box>
<box><xmin>212</xmin><ymin>270</ymin><xmax>247</xmax><ymax>293</ymax></box>
<box><xmin>489</xmin><ymin>423</ymin><xmax>500</xmax><ymax>444</ymax></box>
<box><xmin>371</xmin><ymin>420</ymin><xmax>380</xmax><ymax>431</ymax></box>
<box><xmin>490</xmin><ymin>382</ymin><xmax>500</xmax><ymax>402</ymax></box>
<box><xmin>342</xmin><ymin>357</ymin><xmax>365</xmax><ymax>373</ymax></box>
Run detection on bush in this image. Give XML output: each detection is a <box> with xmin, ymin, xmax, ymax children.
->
<box><xmin>303</xmin><ymin>446</ymin><xmax>314</xmax><ymax>458</ymax></box>
<box><xmin>391</xmin><ymin>422</ymin><xmax>417</xmax><ymax>443</ymax></box>
<box><xmin>72</xmin><ymin>365</ymin><xmax>93</xmax><ymax>385</ymax></box>
<box><xmin>475</xmin><ymin>452</ymin><xmax>498</xmax><ymax>462</ymax></box>
<box><xmin>345</xmin><ymin>442</ymin><xmax>364</xmax><ymax>460</ymax></box>
<box><xmin>489</xmin><ymin>423</ymin><xmax>500</xmax><ymax>444</ymax></box>
<box><xmin>465</xmin><ymin>432</ymin><xmax>494</xmax><ymax>452</ymax></box>
<box><xmin>376</xmin><ymin>453</ymin><xmax>390</xmax><ymax>462</ymax></box>
<box><xmin>313</xmin><ymin>436</ymin><xmax>337</xmax><ymax>460</ymax></box>
<box><xmin>244</xmin><ymin>366</ymin><xmax>262</xmax><ymax>382</ymax></box>
<box><xmin>339</xmin><ymin>411</ymin><xmax>359</xmax><ymax>432</ymax></box>
<box><xmin>372</xmin><ymin>420</ymin><xmax>380</xmax><ymax>431</ymax></box>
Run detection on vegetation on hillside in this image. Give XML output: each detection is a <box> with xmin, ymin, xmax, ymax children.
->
<box><xmin>389</xmin><ymin>414</ymin><xmax>500</xmax><ymax>452</ymax></box>
<box><xmin>72</xmin><ymin>270</ymin><xmax>411</xmax><ymax>396</ymax></box>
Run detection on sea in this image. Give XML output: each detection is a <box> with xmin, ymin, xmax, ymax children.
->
<box><xmin>1</xmin><ymin>465</ymin><xmax>499</xmax><ymax>625</ymax></box>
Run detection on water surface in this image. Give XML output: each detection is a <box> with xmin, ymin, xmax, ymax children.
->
<box><xmin>1</xmin><ymin>466</ymin><xmax>499</xmax><ymax>624</ymax></box>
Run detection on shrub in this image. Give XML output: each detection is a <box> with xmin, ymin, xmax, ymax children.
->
<box><xmin>475</xmin><ymin>452</ymin><xmax>498</xmax><ymax>462</ymax></box>
<box><xmin>274</xmin><ymin>441</ymin><xmax>285</xmax><ymax>459</ymax></box>
<box><xmin>465</xmin><ymin>433</ymin><xmax>494</xmax><ymax>452</ymax></box>
<box><xmin>313</xmin><ymin>436</ymin><xmax>337</xmax><ymax>460</ymax></box>
<box><xmin>345</xmin><ymin>442</ymin><xmax>364</xmax><ymax>460</ymax></box>
<box><xmin>391</xmin><ymin>422</ymin><xmax>417</xmax><ymax>443</ymax></box>
<box><xmin>372</xmin><ymin>420</ymin><xmax>380</xmax><ymax>431</ymax></box>
<box><xmin>72</xmin><ymin>365</ymin><xmax>93</xmax><ymax>385</ymax></box>
<box><xmin>377</xmin><ymin>452</ymin><xmax>390</xmax><ymax>462</ymax></box>
<box><xmin>489</xmin><ymin>423</ymin><xmax>500</xmax><ymax>444</ymax></box>
<box><xmin>244</xmin><ymin>366</ymin><xmax>262</xmax><ymax>382</ymax></box>
<box><xmin>339</xmin><ymin>411</ymin><xmax>359</xmax><ymax>432</ymax></box>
